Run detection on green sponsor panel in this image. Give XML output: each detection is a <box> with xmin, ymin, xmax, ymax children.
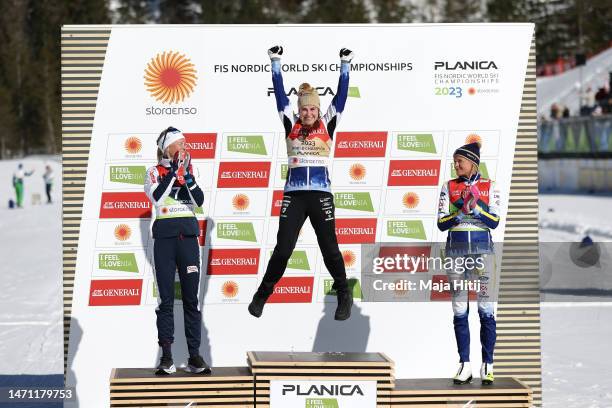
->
<box><xmin>153</xmin><ymin>281</ymin><xmax>182</xmax><ymax>300</ymax></box>
<box><xmin>227</xmin><ymin>135</ymin><xmax>267</xmax><ymax>155</ymax></box>
<box><xmin>305</xmin><ymin>398</ymin><xmax>339</xmax><ymax>408</ymax></box>
<box><xmin>271</xmin><ymin>250</ymin><xmax>310</xmax><ymax>270</ymax></box>
<box><xmin>334</xmin><ymin>192</ymin><xmax>374</xmax><ymax>212</ymax></box>
<box><xmin>397</xmin><ymin>134</ymin><xmax>437</xmax><ymax>153</ymax></box>
<box><xmin>348</xmin><ymin>86</ymin><xmax>361</xmax><ymax>98</ymax></box>
<box><xmin>387</xmin><ymin>220</ymin><xmax>427</xmax><ymax>240</ymax></box>
<box><xmin>194</xmin><ymin>206</ymin><xmax>204</xmax><ymax>215</ymax></box>
<box><xmin>280</xmin><ymin>163</ymin><xmax>288</xmax><ymax>180</ymax></box>
<box><xmin>324</xmin><ymin>278</ymin><xmax>362</xmax><ymax>299</ymax></box>
<box><xmin>450</xmin><ymin>162</ymin><xmax>489</xmax><ymax>179</ymax></box>
<box><xmin>98</xmin><ymin>253</ymin><xmax>138</xmax><ymax>273</ymax></box>
<box><xmin>217</xmin><ymin>222</ymin><xmax>257</xmax><ymax>242</ymax></box>
<box><xmin>109</xmin><ymin>165</ymin><xmax>146</xmax><ymax>185</ymax></box>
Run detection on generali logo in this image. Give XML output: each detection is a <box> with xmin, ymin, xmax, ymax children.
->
<box><xmin>402</xmin><ymin>192</ymin><xmax>420</xmax><ymax>209</ymax></box>
<box><xmin>271</xmin><ymin>190</ymin><xmax>284</xmax><ymax>216</ymax></box>
<box><xmin>334</xmin><ymin>132</ymin><xmax>387</xmax><ymax>157</ymax></box>
<box><xmin>124</xmin><ymin>136</ymin><xmax>142</xmax><ymax>154</ymax></box>
<box><xmin>207</xmin><ymin>248</ymin><xmax>260</xmax><ymax>275</ymax></box>
<box><xmin>144</xmin><ymin>51</ymin><xmax>197</xmax><ymax>104</ymax></box>
<box><xmin>430</xmin><ymin>275</ymin><xmax>477</xmax><ymax>301</ymax></box>
<box><xmin>335</xmin><ymin>218</ymin><xmax>377</xmax><ymax>244</ymax></box>
<box><xmin>268</xmin><ymin>276</ymin><xmax>314</xmax><ymax>303</ymax></box>
<box><xmin>184</xmin><ymin>133</ymin><xmax>217</xmax><ymax>159</ymax></box>
<box><xmin>217</xmin><ymin>162</ymin><xmax>271</xmax><ymax>188</ymax></box>
<box><xmin>378</xmin><ymin>246</ymin><xmax>432</xmax><ymax>273</ymax></box>
<box><xmin>387</xmin><ymin>160</ymin><xmax>440</xmax><ymax>186</ymax></box>
<box><xmin>114</xmin><ymin>224</ymin><xmax>132</xmax><ymax>241</ymax></box>
<box><xmin>232</xmin><ymin>193</ymin><xmax>250</xmax><ymax>211</ymax></box>
<box><xmin>197</xmin><ymin>220</ymin><xmax>207</xmax><ymax>246</ymax></box>
<box><xmin>99</xmin><ymin>192</ymin><xmax>151</xmax><ymax>219</ymax></box>
<box><xmin>89</xmin><ymin>279</ymin><xmax>142</xmax><ymax>306</ymax></box>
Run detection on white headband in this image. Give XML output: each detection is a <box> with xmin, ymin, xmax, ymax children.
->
<box><xmin>158</xmin><ymin>129</ymin><xmax>185</xmax><ymax>153</ymax></box>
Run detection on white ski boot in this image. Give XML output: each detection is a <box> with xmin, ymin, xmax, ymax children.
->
<box><xmin>453</xmin><ymin>362</ymin><xmax>472</xmax><ymax>385</ymax></box>
<box><xmin>480</xmin><ymin>363</ymin><xmax>494</xmax><ymax>385</ymax></box>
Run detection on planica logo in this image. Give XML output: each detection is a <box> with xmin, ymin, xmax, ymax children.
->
<box><xmin>282</xmin><ymin>384</ymin><xmax>364</xmax><ymax>396</ymax></box>
<box><xmin>434</xmin><ymin>61</ymin><xmax>498</xmax><ymax>70</ymax></box>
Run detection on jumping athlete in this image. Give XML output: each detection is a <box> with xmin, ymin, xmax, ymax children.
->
<box><xmin>145</xmin><ymin>127</ymin><xmax>211</xmax><ymax>376</ymax></box>
<box><xmin>437</xmin><ymin>141</ymin><xmax>501</xmax><ymax>385</ymax></box>
<box><xmin>248</xmin><ymin>45</ymin><xmax>354</xmax><ymax>321</ymax></box>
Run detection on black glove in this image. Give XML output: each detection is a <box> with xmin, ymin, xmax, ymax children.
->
<box><xmin>268</xmin><ymin>45</ymin><xmax>283</xmax><ymax>60</ymax></box>
<box><xmin>339</xmin><ymin>48</ymin><xmax>354</xmax><ymax>63</ymax></box>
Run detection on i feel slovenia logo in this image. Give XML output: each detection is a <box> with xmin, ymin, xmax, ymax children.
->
<box><xmin>144</xmin><ymin>51</ymin><xmax>197</xmax><ymax>104</ymax></box>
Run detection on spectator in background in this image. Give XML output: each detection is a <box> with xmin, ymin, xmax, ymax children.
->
<box><xmin>562</xmin><ymin>106</ymin><xmax>570</xmax><ymax>118</ymax></box>
<box><xmin>595</xmin><ymin>85</ymin><xmax>610</xmax><ymax>113</ymax></box>
<box><xmin>580</xmin><ymin>87</ymin><xmax>595</xmax><ymax>116</ymax></box>
<box><xmin>12</xmin><ymin>163</ymin><xmax>34</xmax><ymax>208</ymax></box>
<box><xmin>43</xmin><ymin>165</ymin><xmax>54</xmax><ymax>204</ymax></box>
<box><xmin>550</xmin><ymin>103</ymin><xmax>560</xmax><ymax>120</ymax></box>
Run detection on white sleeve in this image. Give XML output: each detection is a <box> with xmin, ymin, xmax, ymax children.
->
<box><xmin>488</xmin><ymin>181</ymin><xmax>501</xmax><ymax>217</ymax></box>
<box><xmin>437</xmin><ymin>182</ymin><xmax>451</xmax><ymax>221</ymax></box>
<box><xmin>144</xmin><ymin>166</ymin><xmax>174</xmax><ymax>206</ymax></box>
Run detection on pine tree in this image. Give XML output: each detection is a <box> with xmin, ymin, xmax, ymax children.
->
<box><xmin>116</xmin><ymin>0</ymin><xmax>153</xmax><ymax>23</ymax></box>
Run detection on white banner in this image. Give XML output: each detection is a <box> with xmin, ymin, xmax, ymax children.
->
<box><xmin>65</xmin><ymin>23</ymin><xmax>533</xmax><ymax>407</ymax></box>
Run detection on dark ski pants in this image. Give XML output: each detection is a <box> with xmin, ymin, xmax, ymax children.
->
<box><xmin>45</xmin><ymin>183</ymin><xmax>52</xmax><ymax>203</ymax></box>
<box><xmin>449</xmin><ymin>254</ymin><xmax>496</xmax><ymax>364</ymax></box>
<box><xmin>153</xmin><ymin>235</ymin><xmax>201</xmax><ymax>357</ymax></box>
<box><xmin>256</xmin><ymin>191</ymin><xmax>348</xmax><ymax>298</ymax></box>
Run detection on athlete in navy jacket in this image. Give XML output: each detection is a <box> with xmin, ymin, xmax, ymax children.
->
<box><xmin>145</xmin><ymin>126</ymin><xmax>210</xmax><ymax>376</ymax></box>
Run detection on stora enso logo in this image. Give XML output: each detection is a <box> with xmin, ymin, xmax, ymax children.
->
<box><xmin>144</xmin><ymin>51</ymin><xmax>197</xmax><ymax>104</ymax></box>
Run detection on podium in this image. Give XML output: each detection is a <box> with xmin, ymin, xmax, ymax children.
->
<box><xmin>109</xmin><ymin>366</ymin><xmax>254</xmax><ymax>407</ymax></box>
<box><xmin>248</xmin><ymin>351</ymin><xmax>394</xmax><ymax>407</ymax></box>
<box><xmin>109</xmin><ymin>352</ymin><xmax>532</xmax><ymax>407</ymax></box>
<box><xmin>386</xmin><ymin>378</ymin><xmax>532</xmax><ymax>407</ymax></box>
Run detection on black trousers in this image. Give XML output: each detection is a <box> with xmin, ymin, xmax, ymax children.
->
<box><xmin>45</xmin><ymin>183</ymin><xmax>52</xmax><ymax>203</ymax></box>
<box><xmin>257</xmin><ymin>191</ymin><xmax>348</xmax><ymax>298</ymax></box>
<box><xmin>153</xmin><ymin>235</ymin><xmax>201</xmax><ymax>356</ymax></box>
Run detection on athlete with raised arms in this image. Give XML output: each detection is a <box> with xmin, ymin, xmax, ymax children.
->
<box><xmin>248</xmin><ymin>46</ymin><xmax>354</xmax><ymax>321</ymax></box>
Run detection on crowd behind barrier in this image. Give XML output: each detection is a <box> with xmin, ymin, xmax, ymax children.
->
<box><xmin>538</xmin><ymin>114</ymin><xmax>612</xmax><ymax>154</ymax></box>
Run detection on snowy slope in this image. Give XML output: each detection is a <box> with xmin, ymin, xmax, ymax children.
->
<box><xmin>539</xmin><ymin>193</ymin><xmax>612</xmax><ymax>407</ymax></box>
<box><xmin>539</xmin><ymin>194</ymin><xmax>612</xmax><ymax>242</ymax></box>
<box><xmin>537</xmin><ymin>47</ymin><xmax>612</xmax><ymax>116</ymax></box>
<box><xmin>0</xmin><ymin>157</ymin><xmax>62</xmax><ymax>375</ymax></box>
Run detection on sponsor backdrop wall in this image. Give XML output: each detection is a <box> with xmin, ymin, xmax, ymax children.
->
<box><xmin>62</xmin><ymin>24</ymin><xmax>537</xmax><ymax>406</ymax></box>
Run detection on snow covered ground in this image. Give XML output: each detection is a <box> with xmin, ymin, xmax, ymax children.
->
<box><xmin>0</xmin><ymin>157</ymin><xmax>63</xmax><ymax>376</ymax></box>
<box><xmin>0</xmin><ymin>157</ymin><xmax>610</xmax><ymax>406</ymax></box>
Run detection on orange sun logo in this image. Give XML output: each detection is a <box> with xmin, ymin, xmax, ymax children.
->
<box><xmin>468</xmin><ymin>87</ymin><xmax>476</xmax><ymax>95</ymax></box>
<box><xmin>342</xmin><ymin>250</ymin><xmax>356</xmax><ymax>267</ymax></box>
<box><xmin>114</xmin><ymin>224</ymin><xmax>132</xmax><ymax>241</ymax></box>
<box><xmin>465</xmin><ymin>133</ymin><xmax>482</xmax><ymax>146</ymax></box>
<box><xmin>402</xmin><ymin>192</ymin><xmax>420</xmax><ymax>209</ymax></box>
<box><xmin>144</xmin><ymin>51</ymin><xmax>197</xmax><ymax>104</ymax></box>
<box><xmin>232</xmin><ymin>194</ymin><xmax>250</xmax><ymax>211</ymax></box>
<box><xmin>222</xmin><ymin>281</ymin><xmax>239</xmax><ymax>298</ymax></box>
<box><xmin>124</xmin><ymin>137</ymin><xmax>142</xmax><ymax>154</ymax></box>
<box><xmin>349</xmin><ymin>163</ymin><xmax>366</xmax><ymax>181</ymax></box>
